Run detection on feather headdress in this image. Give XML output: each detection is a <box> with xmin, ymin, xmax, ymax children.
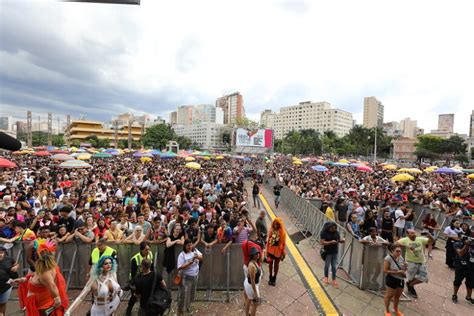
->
<box><xmin>37</xmin><ymin>239</ymin><xmax>57</xmax><ymax>254</ymax></box>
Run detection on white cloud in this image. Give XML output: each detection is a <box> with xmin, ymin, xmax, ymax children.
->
<box><xmin>1</xmin><ymin>0</ymin><xmax>473</xmax><ymax>134</ymax></box>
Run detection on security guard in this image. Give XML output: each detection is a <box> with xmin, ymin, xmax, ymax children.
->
<box><xmin>87</xmin><ymin>238</ymin><xmax>117</xmax><ymax>278</ymax></box>
<box><xmin>125</xmin><ymin>241</ymin><xmax>154</xmax><ymax>316</ymax></box>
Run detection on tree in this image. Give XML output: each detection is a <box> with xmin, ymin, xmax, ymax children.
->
<box><xmin>235</xmin><ymin>117</ymin><xmax>259</xmax><ymax>129</ymax></box>
<box><xmin>142</xmin><ymin>123</ymin><xmax>175</xmax><ymax>149</ymax></box>
<box><xmin>415</xmin><ymin>135</ymin><xmax>443</xmax><ymax>162</ymax></box>
<box><xmin>52</xmin><ymin>134</ymin><xmax>65</xmax><ymax>147</ymax></box>
<box><xmin>175</xmin><ymin>135</ymin><xmax>192</xmax><ymax>149</ymax></box>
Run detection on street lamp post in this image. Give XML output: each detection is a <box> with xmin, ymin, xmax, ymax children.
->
<box><xmin>374</xmin><ymin>127</ymin><xmax>378</xmax><ymax>164</ymax></box>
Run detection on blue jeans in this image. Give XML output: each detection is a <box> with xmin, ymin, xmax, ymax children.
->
<box><xmin>324</xmin><ymin>253</ymin><xmax>338</xmax><ymax>280</ymax></box>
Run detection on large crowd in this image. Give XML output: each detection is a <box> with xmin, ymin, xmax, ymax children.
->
<box><xmin>0</xmin><ymin>151</ymin><xmax>473</xmax><ymax>316</ymax></box>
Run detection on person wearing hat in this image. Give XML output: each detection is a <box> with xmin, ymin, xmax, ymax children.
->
<box><xmin>395</xmin><ymin>229</ymin><xmax>434</xmax><ymax>298</ymax></box>
<box><xmin>0</xmin><ymin>245</ymin><xmax>19</xmax><ymax>316</ymax></box>
<box><xmin>244</xmin><ymin>246</ymin><xmax>262</xmax><ymax>316</ymax></box>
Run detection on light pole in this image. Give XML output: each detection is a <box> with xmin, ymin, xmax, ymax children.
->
<box><xmin>374</xmin><ymin>127</ymin><xmax>378</xmax><ymax>164</ymax></box>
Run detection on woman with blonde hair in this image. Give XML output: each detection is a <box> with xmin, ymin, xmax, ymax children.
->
<box><xmin>13</xmin><ymin>240</ymin><xmax>69</xmax><ymax>315</ymax></box>
<box><xmin>66</xmin><ymin>256</ymin><xmax>122</xmax><ymax>316</ymax></box>
<box><xmin>124</xmin><ymin>225</ymin><xmax>145</xmax><ymax>245</ymax></box>
<box><xmin>266</xmin><ymin>217</ymin><xmax>286</xmax><ymax>286</ymax></box>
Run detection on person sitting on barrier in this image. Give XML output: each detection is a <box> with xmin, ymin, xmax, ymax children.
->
<box><xmin>87</xmin><ymin>238</ymin><xmax>117</xmax><ymax>280</ymax></box>
<box><xmin>383</xmin><ymin>244</ymin><xmax>407</xmax><ymax>316</ymax></box>
<box><xmin>346</xmin><ymin>214</ymin><xmax>362</xmax><ymax>240</ymax></box>
<box><xmin>361</xmin><ymin>227</ymin><xmax>389</xmax><ymax>245</ymax></box>
<box><xmin>66</xmin><ymin>256</ymin><xmax>122</xmax><ymax>316</ymax></box>
<box><xmin>320</xmin><ymin>221</ymin><xmax>345</xmax><ymax>287</ymax></box>
<box><xmin>14</xmin><ymin>239</ymin><xmax>69</xmax><ymax>316</ymax></box>
<box><xmin>177</xmin><ymin>239</ymin><xmax>203</xmax><ymax>316</ymax></box>
<box><xmin>422</xmin><ymin>213</ymin><xmax>440</xmax><ymax>259</ymax></box>
<box><xmin>395</xmin><ymin>229</ymin><xmax>433</xmax><ymax>298</ymax></box>
<box><xmin>244</xmin><ymin>246</ymin><xmax>262</xmax><ymax>316</ymax></box>
<box><xmin>125</xmin><ymin>241</ymin><xmax>154</xmax><ymax>316</ymax></box>
<box><xmin>266</xmin><ymin>217</ymin><xmax>286</xmax><ymax>286</ymax></box>
<box><xmin>444</xmin><ymin>219</ymin><xmax>462</xmax><ymax>269</ymax></box>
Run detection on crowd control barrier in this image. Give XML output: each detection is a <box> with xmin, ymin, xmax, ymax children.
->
<box><xmin>7</xmin><ymin>241</ymin><xmax>244</xmax><ymax>302</ymax></box>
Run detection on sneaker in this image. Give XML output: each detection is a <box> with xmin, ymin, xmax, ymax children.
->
<box><xmin>385</xmin><ymin>312</ymin><xmax>392</xmax><ymax>316</ymax></box>
<box><xmin>332</xmin><ymin>280</ymin><xmax>339</xmax><ymax>288</ymax></box>
<box><xmin>452</xmin><ymin>295</ymin><xmax>458</xmax><ymax>303</ymax></box>
<box><xmin>465</xmin><ymin>297</ymin><xmax>473</xmax><ymax>304</ymax></box>
<box><xmin>428</xmin><ymin>254</ymin><xmax>433</xmax><ymax>260</ymax></box>
<box><xmin>407</xmin><ymin>285</ymin><xmax>418</xmax><ymax>298</ymax></box>
<box><xmin>323</xmin><ymin>277</ymin><xmax>329</xmax><ymax>285</ymax></box>
<box><xmin>395</xmin><ymin>311</ymin><xmax>404</xmax><ymax>316</ymax></box>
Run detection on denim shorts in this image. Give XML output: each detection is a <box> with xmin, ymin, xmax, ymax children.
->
<box><xmin>0</xmin><ymin>287</ymin><xmax>12</xmax><ymax>304</ymax></box>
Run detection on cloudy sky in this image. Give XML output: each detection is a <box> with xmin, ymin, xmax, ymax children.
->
<box><xmin>1</xmin><ymin>0</ymin><xmax>473</xmax><ymax>133</ymax></box>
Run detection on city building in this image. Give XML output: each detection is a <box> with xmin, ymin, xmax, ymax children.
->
<box><xmin>260</xmin><ymin>110</ymin><xmax>276</xmax><ymax>128</ymax></box>
<box><xmin>437</xmin><ymin>113</ymin><xmax>454</xmax><ymax>133</ymax></box>
<box><xmin>399</xmin><ymin>118</ymin><xmax>418</xmax><ymax>138</ymax></box>
<box><xmin>64</xmin><ymin>119</ymin><xmax>142</xmax><ymax>146</ymax></box>
<box><xmin>392</xmin><ymin>138</ymin><xmax>418</xmax><ymax>161</ymax></box>
<box><xmin>16</xmin><ymin>121</ymin><xmax>27</xmax><ymax>135</ymax></box>
<box><xmin>192</xmin><ymin>104</ymin><xmax>223</xmax><ymax>125</ymax></box>
<box><xmin>383</xmin><ymin>121</ymin><xmax>402</xmax><ymax>137</ymax></box>
<box><xmin>470</xmin><ymin>110</ymin><xmax>474</xmax><ymax>138</ymax></box>
<box><xmin>273</xmin><ymin>101</ymin><xmax>353</xmax><ymax>139</ymax></box>
<box><xmin>169</xmin><ymin>111</ymin><xmax>178</xmax><ymax>125</ymax></box>
<box><xmin>172</xmin><ymin>122</ymin><xmax>225</xmax><ymax>149</ymax></box>
<box><xmin>216</xmin><ymin>92</ymin><xmax>245</xmax><ymax>126</ymax></box>
<box><xmin>154</xmin><ymin>116</ymin><xmax>165</xmax><ymax>125</ymax></box>
<box><xmin>363</xmin><ymin>97</ymin><xmax>384</xmax><ymax>128</ymax></box>
<box><xmin>176</xmin><ymin>106</ymin><xmax>194</xmax><ymax>126</ymax></box>
<box><xmin>0</xmin><ymin>116</ymin><xmax>13</xmax><ymax>131</ymax></box>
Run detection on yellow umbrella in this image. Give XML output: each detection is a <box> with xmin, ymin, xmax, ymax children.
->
<box><xmin>215</xmin><ymin>155</ymin><xmax>224</xmax><ymax>160</ymax></box>
<box><xmin>140</xmin><ymin>157</ymin><xmax>152</xmax><ymax>163</ymax></box>
<box><xmin>339</xmin><ymin>159</ymin><xmax>349</xmax><ymax>164</ymax></box>
<box><xmin>424</xmin><ymin>166</ymin><xmax>438</xmax><ymax>172</ymax></box>
<box><xmin>398</xmin><ymin>168</ymin><xmax>411</xmax><ymax>172</ymax></box>
<box><xmin>467</xmin><ymin>174</ymin><xmax>474</xmax><ymax>179</ymax></box>
<box><xmin>407</xmin><ymin>168</ymin><xmax>422</xmax><ymax>174</ymax></box>
<box><xmin>185</xmin><ymin>162</ymin><xmax>201</xmax><ymax>170</ymax></box>
<box><xmin>77</xmin><ymin>153</ymin><xmax>91</xmax><ymax>160</ymax></box>
<box><xmin>391</xmin><ymin>173</ymin><xmax>415</xmax><ymax>182</ymax></box>
<box><xmin>382</xmin><ymin>164</ymin><xmax>397</xmax><ymax>170</ymax></box>
<box><xmin>452</xmin><ymin>165</ymin><xmax>463</xmax><ymax>170</ymax></box>
<box><xmin>293</xmin><ymin>160</ymin><xmax>303</xmax><ymax>165</ymax></box>
<box><xmin>202</xmin><ymin>156</ymin><xmax>211</xmax><ymax>161</ymax></box>
<box><xmin>185</xmin><ymin>157</ymin><xmax>196</xmax><ymax>162</ymax></box>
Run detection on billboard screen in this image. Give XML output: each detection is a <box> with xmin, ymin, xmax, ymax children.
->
<box><xmin>234</xmin><ymin>128</ymin><xmax>273</xmax><ymax>148</ymax></box>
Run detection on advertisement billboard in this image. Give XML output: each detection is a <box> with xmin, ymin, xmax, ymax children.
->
<box><xmin>234</xmin><ymin>128</ymin><xmax>273</xmax><ymax>148</ymax></box>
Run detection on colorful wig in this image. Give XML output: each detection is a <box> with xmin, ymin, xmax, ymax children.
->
<box><xmin>93</xmin><ymin>255</ymin><xmax>117</xmax><ymax>279</ymax></box>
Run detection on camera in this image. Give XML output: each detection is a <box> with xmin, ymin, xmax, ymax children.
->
<box><xmin>461</xmin><ymin>235</ymin><xmax>474</xmax><ymax>245</ymax></box>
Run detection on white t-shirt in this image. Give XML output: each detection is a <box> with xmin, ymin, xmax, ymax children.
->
<box><xmin>394</xmin><ymin>209</ymin><xmax>405</xmax><ymax>228</ymax></box>
<box><xmin>443</xmin><ymin>226</ymin><xmax>462</xmax><ymax>238</ymax></box>
<box><xmin>362</xmin><ymin>235</ymin><xmax>387</xmax><ymax>244</ymax></box>
<box><xmin>177</xmin><ymin>249</ymin><xmax>202</xmax><ymax>277</ymax></box>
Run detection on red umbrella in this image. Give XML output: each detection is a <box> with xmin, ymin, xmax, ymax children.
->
<box><xmin>0</xmin><ymin>158</ymin><xmax>17</xmax><ymax>168</ymax></box>
<box><xmin>33</xmin><ymin>151</ymin><xmax>51</xmax><ymax>157</ymax></box>
<box><xmin>357</xmin><ymin>165</ymin><xmax>373</xmax><ymax>172</ymax></box>
<box><xmin>49</xmin><ymin>149</ymin><xmax>69</xmax><ymax>154</ymax></box>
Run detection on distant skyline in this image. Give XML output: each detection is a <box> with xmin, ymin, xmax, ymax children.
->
<box><xmin>1</xmin><ymin>0</ymin><xmax>473</xmax><ymax>134</ymax></box>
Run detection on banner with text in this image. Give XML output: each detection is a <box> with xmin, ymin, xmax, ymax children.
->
<box><xmin>234</xmin><ymin>128</ymin><xmax>273</xmax><ymax>148</ymax></box>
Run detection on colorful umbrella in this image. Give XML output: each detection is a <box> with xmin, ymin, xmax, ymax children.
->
<box><xmin>467</xmin><ymin>174</ymin><xmax>474</xmax><ymax>179</ymax></box>
<box><xmin>49</xmin><ymin>149</ymin><xmax>69</xmax><ymax>154</ymax></box>
<box><xmin>0</xmin><ymin>158</ymin><xmax>17</xmax><ymax>168</ymax></box>
<box><xmin>462</xmin><ymin>169</ymin><xmax>474</xmax><ymax>174</ymax></box>
<box><xmin>293</xmin><ymin>160</ymin><xmax>302</xmax><ymax>165</ymax></box>
<box><xmin>140</xmin><ymin>157</ymin><xmax>152</xmax><ymax>163</ymax></box>
<box><xmin>339</xmin><ymin>159</ymin><xmax>350</xmax><ymax>164</ymax></box>
<box><xmin>185</xmin><ymin>157</ymin><xmax>196</xmax><ymax>162</ymax></box>
<box><xmin>333</xmin><ymin>162</ymin><xmax>349</xmax><ymax>167</ymax></box>
<box><xmin>185</xmin><ymin>162</ymin><xmax>201</xmax><ymax>170</ymax></box>
<box><xmin>215</xmin><ymin>155</ymin><xmax>224</xmax><ymax>160</ymax></box>
<box><xmin>160</xmin><ymin>151</ymin><xmax>177</xmax><ymax>159</ymax></box>
<box><xmin>33</xmin><ymin>151</ymin><xmax>51</xmax><ymax>157</ymax></box>
<box><xmin>382</xmin><ymin>164</ymin><xmax>397</xmax><ymax>170</ymax></box>
<box><xmin>424</xmin><ymin>166</ymin><xmax>438</xmax><ymax>172</ymax></box>
<box><xmin>58</xmin><ymin>160</ymin><xmax>92</xmax><ymax>169</ymax></box>
<box><xmin>434</xmin><ymin>167</ymin><xmax>462</xmax><ymax>174</ymax></box>
<box><xmin>52</xmin><ymin>154</ymin><xmax>75</xmax><ymax>161</ymax></box>
<box><xmin>357</xmin><ymin>165</ymin><xmax>373</xmax><ymax>172</ymax></box>
<box><xmin>311</xmin><ymin>165</ymin><xmax>328</xmax><ymax>172</ymax></box>
<box><xmin>92</xmin><ymin>152</ymin><xmax>113</xmax><ymax>158</ymax></box>
<box><xmin>391</xmin><ymin>173</ymin><xmax>415</xmax><ymax>182</ymax></box>
<box><xmin>406</xmin><ymin>168</ymin><xmax>422</xmax><ymax>174</ymax></box>
<box><xmin>77</xmin><ymin>153</ymin><xmax>92</xmax><ymax>160</ymax></box>
<box><xmin>150</xmin><ymin>149</ymin><xmax>162</xmax><ymax>156</ymax></box>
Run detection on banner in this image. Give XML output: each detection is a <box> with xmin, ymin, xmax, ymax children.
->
<box><xmin>234</xmin><ymin>128</ymin><xmax>273</xmax><ymax>148</ymax></box>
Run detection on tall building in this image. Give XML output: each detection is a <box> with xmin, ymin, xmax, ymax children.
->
<box><xmin>176</xmin><ymin>106</ymin><xmax>194</xmax><ymax>126</ymax></box>
<box><xmin>172</xmin><ymin>122</ymin><xmax>224</xmax><ymax>149</ymax></box>
<box><xmin>363</xmin><ymin>97</ymin><xmax>384</xmax><ymax>128</ymax></box>
<box><xmin>0</xmin><ymin>116</ymin><xmax>13</xmax><ymax>131</ymax></box>
<box><xmin>216</xmin><ymin>92</ymin><xmax>245</xmax><ymax>126</ymax></box>
<box><xmin>383</xmin><ymin>121</ymin><xmax>402</xmax><ymax>137</ymax></box>
<box><xmin>399</xmin><ymin>118</ymin><xmax>418</xmax><ymax>138</ymax></box>
<box><xmin>470</xmin><ymin>110</ymin><xmax>474</xmax><ymax>138</ymax></box>
<box><xmin>192</xmin><ymin>104</ymin><xmax>223</xmax><ymax>125</ymax></box>
<box><xmin>273</xmin><ymin>101</ymin><xmax>353</xmax><ymax>139</ymax></box>
<box><xmin>169</xmin><ymin>111</ymin><xmax>178</xmax><ymax>125</ymax></box>
<box><xmin>260</xmin><ymin>110</ymin><xmax>275</xmax><ymax>128</ymax></box>
<box><xmin>438</xmin><ymin>113</ymin><xmax>454</xmax><ymax>133</ymax></box>
<box><xmin>16</xmin><ymin>121</ymin><xmax>27</xmax><ymax>135</ymax></box>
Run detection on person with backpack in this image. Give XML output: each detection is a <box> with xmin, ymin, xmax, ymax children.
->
<box><xmin>133</xmin><ymin>259</ymin><xmax>167</xmax><ymax>316</ymax></box>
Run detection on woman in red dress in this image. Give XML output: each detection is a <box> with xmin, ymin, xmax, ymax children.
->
<box><xmin>13</xmin><ymin>240</ymin><xmax>68</xmax><ymax>316</ymax></box>
<box><xmin>266</xmin><ymin>217</ymin><xmax>286</xmax><ymax>286</ymax></box>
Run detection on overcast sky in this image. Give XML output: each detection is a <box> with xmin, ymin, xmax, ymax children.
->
<box><xmin>1</xmin><ymin>0</ymin><xmax>473</xmax><ymax>133</ymax></box>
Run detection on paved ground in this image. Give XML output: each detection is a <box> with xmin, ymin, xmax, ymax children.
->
<box><xmin>259</xmin><ymin>184</ymin><xmax>474</xmax><ymax>316</ymax></box>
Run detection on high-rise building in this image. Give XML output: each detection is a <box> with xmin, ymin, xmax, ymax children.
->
<box><xmin>0</xmin><ymin>116</ymin><xmax>13</xmax><ymax>131</ymax></box>
<box><xmin>169</xmin><ymin>111</ymin><xmax>178</xmax><ymax>125</ymax></box>
<box><xmin>273</xmin><ymin>101</ymin><xmax>353</xmax><ymax>139</ymax></box>
<box><xmin>16</xmin><ymin>121</ymin><xmax>27</xmax><ymax>135</ymax></box>
<box><xmin>216</xmin><ymin>92</ymin><xmax>245</xmax><ymax>126</ymax></box>
<box><xmin>438</xmin><ymin>113</ymin><xmax>454</xmax><ymax>133</ymax></box>
<box><xmin>260</xmin><ymin>110</ymin><xmax>275</xmax><ymax>128</ymax></box>
<box><xmin>383</xmin><ymin>121</ymin><xmax>402</xmax><ymax>137</ymax></box>
<box><xmin>470</xmin><ymin>110</ymin><xmax>474</xmax><ymax>138</ymax></box>
<box><xmin>172</xmin><ymin>122</ymin><xmax>224</xmax><ymax>149</ymax></box>
<box><xmin>399</xmin><ymin>118</ymin><xmax>418</xmax><ymax>138</ymax></box>
<box><xmin>192</xmin><ymin>104</ymin><xmax>224</xmax><ymax>125</ymax></box>
<box><xmin>363</xmin><ymin>97</ymin><xmax>384</xmax><ymax>128</ymax></box>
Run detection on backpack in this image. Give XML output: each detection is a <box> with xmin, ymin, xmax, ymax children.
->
<box><xmin>146</xmin><ymin>275</ymin><xmax>172</xmax><ymax>315</ymax></box>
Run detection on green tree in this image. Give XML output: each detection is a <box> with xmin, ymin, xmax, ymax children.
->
<box><xmin>52</xmin><ymin>134</ymin><xmax>65</xmax><ymax>147</ymax></box>
<box><xmin>415</xmin><ymin>135</ymin><xmax>443</xmax><ymax>162</ymax></box>
<box><xmin>175</xmin><ymin>135</ymin><xmax>192</xmax><ymax>149</ymax></box>
<box><xmin>142</xmin><ymin>123</ymin><xmax>175</xmax><ymax>149</ymax></box>
<box><xmin>235</xmin><ymin>117</ymin><xmax>259</xmax><ymax>129</ymax></box>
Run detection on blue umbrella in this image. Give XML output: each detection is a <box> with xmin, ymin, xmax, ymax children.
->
<box><xmin>243</xmin><ymin>157</ymin><xmax>252</xmax><ymax>162</ymax></box>
<box><xmin>311</xmin><ymin>165</ymin><xmax>328</xmax><ymax>172</ymax></box>
<box><xmin>333</xmin><ymin>162</ymin><xmax>349</xmax><ymax>167</ymax></box>
<box><xmin>150</xmin><ymin>149</ymin><xmax>162</xmax><ymax>156</ymax></box>
<box><xmin>434</xmin><ymin>167</ymin><xmax>462</xmax><ymax>174</ymax></box>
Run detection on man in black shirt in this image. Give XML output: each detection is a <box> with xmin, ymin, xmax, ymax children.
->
<box><xmin>335</xmin><ymin>199</ymin><xmax>349</xmax><ymax>224</ymax></box>
<box><xmin>451</xmin><ymin>234</ymin><xmax>474</xmax><ymax>304</ymax></box>
<box><xmin>273</xmin><ymin>183</ymin><xmax>282</xmax><ymax>209</ymax></box>
<box><xmin>134</xmin><ymin>259</ymin><xmax>166</xmax><ymax>316</ymax></box>
<box><xmin>57</xmin><ymin>206</ymin><xmax>75</xmax><ymax>233</ymax></box>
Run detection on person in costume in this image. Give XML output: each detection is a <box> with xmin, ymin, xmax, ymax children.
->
<box><xmin>266</xmin><ymin>217</ymin><xmax>286</xmax><ymax>286</ymax></box>
<box><xmin>66</xmin><ymin>256</ymin><xmax>122</xmax><ymax>316</ymax></box>
<box><xmin>13</xmin><ymin>239</ymin><xmax>69</xmax><ymax>316</ymax></box>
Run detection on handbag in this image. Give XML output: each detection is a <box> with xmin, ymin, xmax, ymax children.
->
<box><xmin>173</xmin><ymin>273</ymin><xmax>182</xmax><ymax>285</ymax></box>
<box><xmin>320</xmin><ymin>247</ymin><xmax>327</xmax><ymax>260</ymax></box>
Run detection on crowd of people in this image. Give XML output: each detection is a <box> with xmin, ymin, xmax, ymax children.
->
<box><xmin>0</xmin><ymin>151</ymin><xmax>473</xmax><ymax>315</ymax></box>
